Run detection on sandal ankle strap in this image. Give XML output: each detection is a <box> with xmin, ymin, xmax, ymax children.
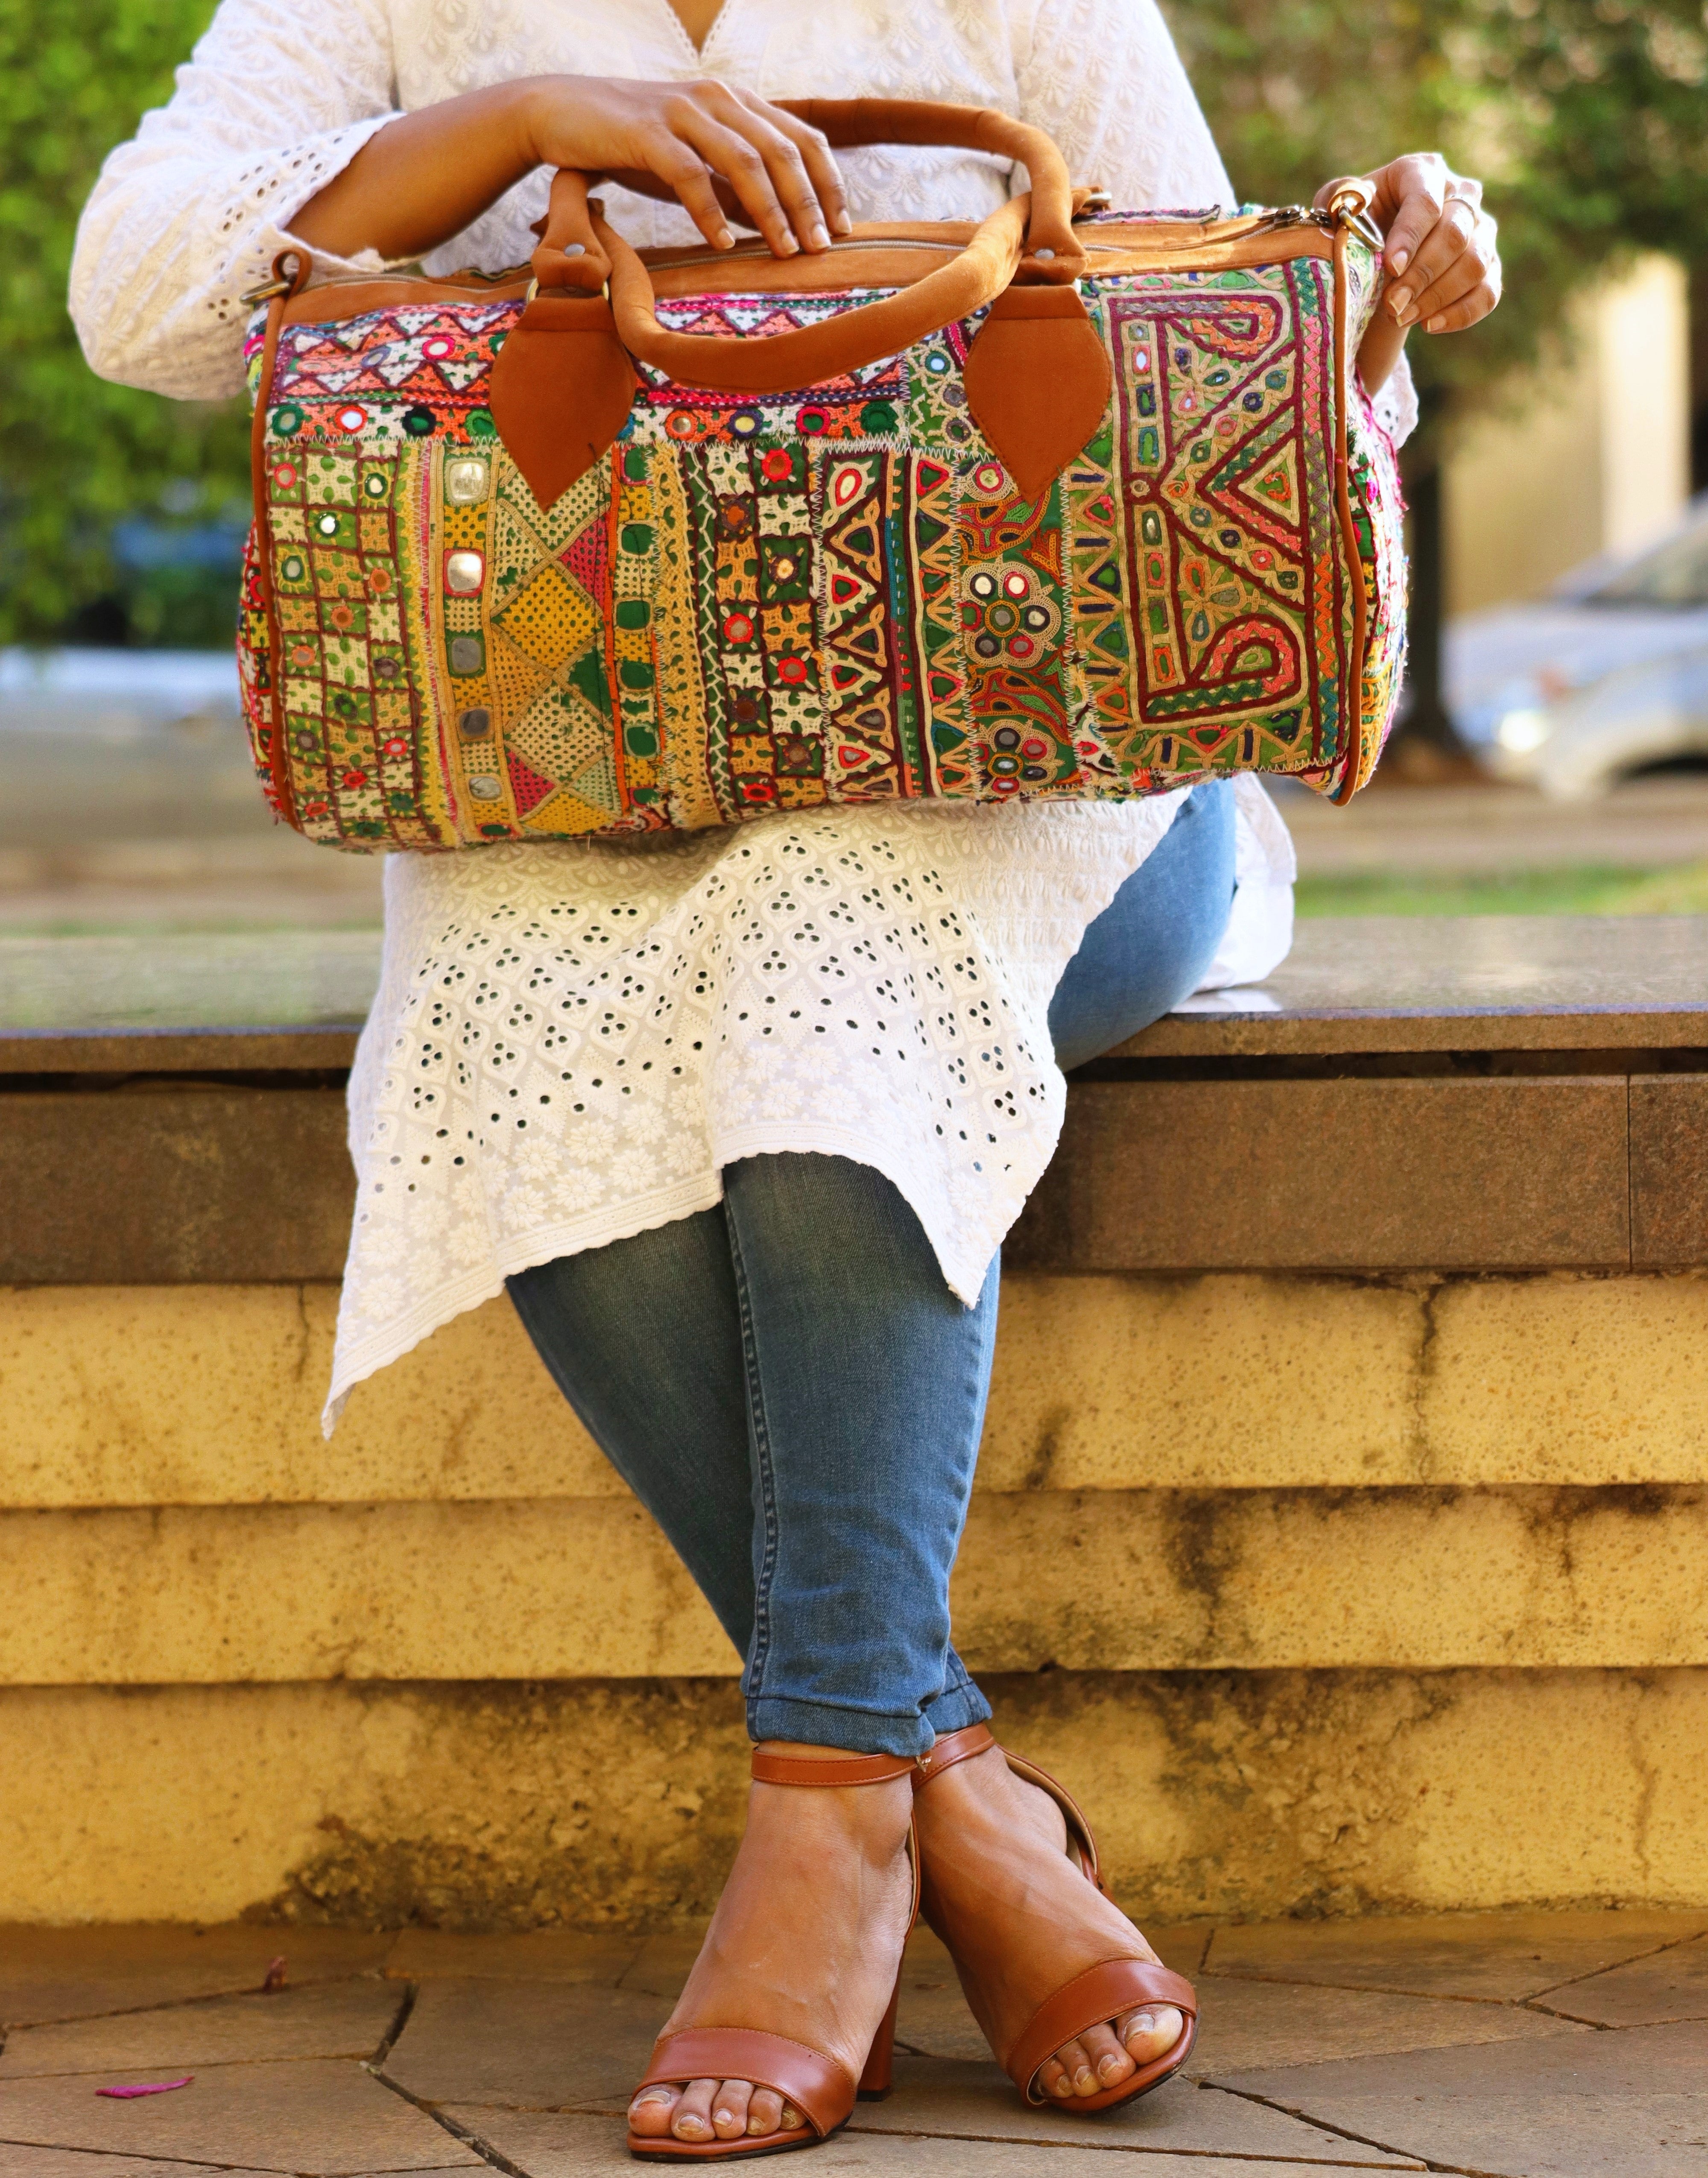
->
<box><xmin>751</xmin><ymin>1748</ymin><xmax>920</xmax><ymax>1787</ymax></box>
<box><xmin>912</xmin><ymin>1721</ymin><xmax>995</xmax><ymax>1788</ymax></box>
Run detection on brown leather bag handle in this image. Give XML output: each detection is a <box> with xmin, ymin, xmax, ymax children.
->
<box><xmin>531</xmin><ymin>97</ymin><xmax>1082</xmax><ymax>283</ymax></box>
<box><xmin>526</xmin><ymin>99</ymin><xmax>1084</xmax><ymax>382</ymax></box>
<box><xmin>600</xmin><ymin>192</ymin><xmax>1037</xmax><ymax>395</ymax></box>
<box><xmin>492</xmin><ymin>97</ymin><xmax>1107</xmax><ymax>506</ymax></box>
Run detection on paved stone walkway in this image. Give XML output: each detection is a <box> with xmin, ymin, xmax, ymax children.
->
<box><xmin>2</xmin><ymin>1909</ymin><xmax>1706</xmax><ymax>2174</ymax></box>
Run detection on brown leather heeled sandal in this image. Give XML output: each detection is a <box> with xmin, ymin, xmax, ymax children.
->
<box><xmin>627</xmin><ymin>1748</ymin><xmax>919</xmax><ymax>2161</ymax></box>
<box><xmin>912</xmin><ymin>1722</ymin><xmax>1198</xmax><ymax>2114</ymax></box>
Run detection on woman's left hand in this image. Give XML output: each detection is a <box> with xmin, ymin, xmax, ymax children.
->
<box><xmin>1318</xmin><ymin>153</ymin><xmax>1500</xmax><ymax>391</ymax></box>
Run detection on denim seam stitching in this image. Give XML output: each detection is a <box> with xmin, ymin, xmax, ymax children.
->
<box><xmin>727</xmin><ymin>1206</ymin><xmax>779</xmax><ymax>1715</ymax></box>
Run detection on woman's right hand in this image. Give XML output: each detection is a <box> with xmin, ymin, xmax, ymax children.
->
<box><xmin>523</xmin><ymin>75</ymin><xmax>851</xmax><ymax>258</ymax></box>
<box><xmin>292</xmin><ymin>73</ymin><xmax>849</xmax><ymax>268</ymax></box>
<box><xmin>291</xmin><ymin>73</ymin><xmax>849</xmax><ymax>268</ymax></box>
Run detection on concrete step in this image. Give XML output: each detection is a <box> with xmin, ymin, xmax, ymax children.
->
<box><xmin>5</xmin><ymin>1482</ymin><xmax>1707</xmax><ymax>1685</ymax></box>
<box><xmin>6</xmin><ymin>1271</ymin><xmax>1708</xmax><ymax>1507</ymax></box>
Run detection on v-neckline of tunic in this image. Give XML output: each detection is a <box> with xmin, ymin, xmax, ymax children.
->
<box><xmin>655</xmin><ymin>0</ymin><xmax>738</xmax><ymax>65</ymax></box>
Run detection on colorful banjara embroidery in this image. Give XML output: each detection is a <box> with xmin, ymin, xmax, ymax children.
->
<box><xmin>241</xmin><ymin>232</ymin><xmax>1405</xmax><ymax>848</ymax></box>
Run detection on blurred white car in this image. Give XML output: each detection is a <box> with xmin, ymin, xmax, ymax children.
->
<box><xmin>0</xmin><ymin>645</ymin><xmax>240</xmax><ymax>736</ymax></box>
<box><xmin>1448</xmin><ymin>495</ymin><xmax>1708</xmax><ymax>799</ymax></box>
<box><xmin>0</xmin><ymin>647</ymin><xmax>257</xmax><ymax>847</ymax></box>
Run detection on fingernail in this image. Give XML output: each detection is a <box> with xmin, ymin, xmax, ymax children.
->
<box><xmin>1387</xmin><ymin>285</ymin><xmax>1411</xmax><ymax>317</ymax></box>
<box><xmin>1390</xmin><ymin>248</ymin><xmax>1409</xmax><ymax>274</ymax></box>
<box><xmin>714</xmin><ymin>226</ymin><xmax>734</xmax><ymax>250</ymax></box>
<box><xmin>809</xmin><ymin>221</ymin><xmax>830</xmax><ymax>250</ymax></box>
<box><xmin>778</xmin><ymin>232</ymin><xmax>799</xmax><ymax>255</ymax></box>
<box><xmin>1426</xmin><ymin>313</ymin><xmax>1445</xmax><ymax>332</ymax></box>
<box><xmin>833</xmin><ymin>209</ymin><xmax>852</xmax><ymax>234</ymax></box>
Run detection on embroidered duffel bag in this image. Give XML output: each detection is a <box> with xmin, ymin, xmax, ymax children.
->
<box><xmin>239</xmin><ymin>99</ymin><xmax>1406</xmax><ymax>849</ymax></box>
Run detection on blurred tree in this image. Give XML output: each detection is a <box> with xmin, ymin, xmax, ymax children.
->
<box><xmin>0</xmin><ymin>0</ymin><xmax>237</xmax><ymax>647</ymax></box>
<box><xmin>1167</xmin><ymin>0</ymin><xmax>1708</xmax><ymax>752</ymax></box>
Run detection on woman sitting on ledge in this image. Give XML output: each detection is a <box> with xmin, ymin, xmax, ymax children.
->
<box><xmin>73</xmin><ymin>0</ymin><xmax>1498</xmax><ymax>2156</ymax></box>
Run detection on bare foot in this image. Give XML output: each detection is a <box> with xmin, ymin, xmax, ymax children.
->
<box><xmin>627</xmin><ymin>1745</ymin><xmax>914</xmax><ymax>2146</ymax></box>
<box><xmin>913</xmin><ymin>1744</ymin><xmax>1186</xmax><ymax>2102</ymax></box>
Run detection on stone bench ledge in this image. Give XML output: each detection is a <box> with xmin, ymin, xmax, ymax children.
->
<box><xmin>3</xmin><ymin>917</ymin><xmax>1705</xmax><ymax>1282</ymax></box>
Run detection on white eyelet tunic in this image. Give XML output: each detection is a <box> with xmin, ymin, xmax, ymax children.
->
<box><xmin>71</xmin><ymin>0</ymin><xmax>1415</xmax><ymax>1431</ymax></box>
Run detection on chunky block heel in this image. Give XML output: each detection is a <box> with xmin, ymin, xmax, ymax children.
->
<box><xmin>855</xmin><ymin>1966</ymin><xmax>903</xmax><ymax>2100</ymax></box>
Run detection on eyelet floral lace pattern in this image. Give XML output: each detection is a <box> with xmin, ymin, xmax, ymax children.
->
<box><xmin>339</xmin><ymin>796</ymin><xmax>1159</xmax><ymax>1417</ymax></box>
<box><xmin>71</xmin><ymin>0</ymin><xmax>1400</xmax><ymax>1423</ymax></box>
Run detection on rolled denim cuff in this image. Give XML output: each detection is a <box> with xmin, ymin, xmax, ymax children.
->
<box><xmin>746</xmin><ymin>1694</ymin><xmax>935</xmax><ymax>1758</ymax></box>
<box><xmin>922</xmin><ymin>1676</ymin><xmax>993</xmax><ymax>1737</ymax></box>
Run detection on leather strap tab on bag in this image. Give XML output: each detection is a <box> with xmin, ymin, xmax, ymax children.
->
<box><xmin>963</xmin><ymin>283</ymin><xmax>1113</xmax><ymax>502</ymax></box>
<box><xmin>487</xmin><ymin>290</ymin><xmax>637</xmax><ymax>506</ymax></box>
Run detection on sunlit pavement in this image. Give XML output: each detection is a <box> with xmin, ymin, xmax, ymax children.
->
<box><xmin>2</xmin><ymin>1909</ymin><xmax>1705</xmax><ymax>2175</ymax></box>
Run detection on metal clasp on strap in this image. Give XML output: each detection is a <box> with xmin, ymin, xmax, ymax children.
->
<box><xmin>524</xmin><ymin>275</ymin><xmax>612</xmax><ymax>305</ymax></box>
<box><xmin>239</xmin><ymin>273</ymin><xmax>295</xmax><ymax>306</ymax></box>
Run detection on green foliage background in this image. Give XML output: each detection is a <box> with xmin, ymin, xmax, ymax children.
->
<box><xmin>3</xmin><ymin>0</ymin><xmax>1706</xmax><ymax>643</ymax></box>
<box><xmin>0</xmin><ymin>0</ymin><xmax>238</xmax><ymax>645</ymax></box>
<box><xmin>1167</xmin><ymin>0</ymin><xmax>1708</xmax><ymax>418</ymax></box>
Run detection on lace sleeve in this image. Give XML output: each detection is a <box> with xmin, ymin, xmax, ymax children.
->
<box><xmin>1010</xmin><ymin>0</ymin><xmax>1234</xmax><ymax>211</ymax></box>
<box><xmin>70</xmin><ymin>0</ymin><xmax>402</xmax><ymax>400</ymax></box>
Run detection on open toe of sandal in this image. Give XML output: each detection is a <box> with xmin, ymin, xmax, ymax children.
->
<box><xmin>627</xmin><ymin>2026</ymin><xmax>849</xmax><ymax>2159</ymax></box>
<box><xmin>1006</xmin><ymin>1957</ymin><xmax>1197</xmax><ymax>2111</ymax></box>
<box><xmin>915</xmin><ymin>1724</ymin><xmax>1199</xmax><ymax>2115</ymax></box>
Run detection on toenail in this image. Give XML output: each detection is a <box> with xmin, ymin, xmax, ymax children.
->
<box><xmin>1098</xmin><ymin>2055</ymin><xmax>1124</xmax><ymax>2079</ymax></box>
<box><xmin>1074</xmin><ymin>2067</ymin><xmax>1095</xmax><ymax>2089</ymax></box>
<box><xmin>1051</xmin><ymin>2075</ymin><xmax>1073</xmax><ymax>2096</ymax></box>
<box><xmin>781</xmin><ymin>2105</ymin><xmax>801</xmax><ymax>2128</ymax></box>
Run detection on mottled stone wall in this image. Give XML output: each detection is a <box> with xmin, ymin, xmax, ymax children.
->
<box><xmin>3</xmin><ymin>1670</ymin><xmax>1704</xmax><ymax>1930</ymax></box>
<box><xmin>4</xmin><ymin>1270</ymin><xmax>1707</xmax><ymax>1925</ymax></box>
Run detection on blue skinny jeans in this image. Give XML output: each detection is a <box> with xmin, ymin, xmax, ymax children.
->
<box><xmin>508</xmin><ymin>782</ymin><xmax>1237</xmax><ymax>1755</ymax></box>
